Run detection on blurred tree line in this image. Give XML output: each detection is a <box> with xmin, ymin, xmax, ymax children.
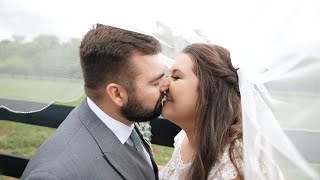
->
<box><xmin>0</xmin><ymin>34</ymin><xmax>81</xmax><ymax>79</ymax></box>
<box><xmin>0</xmin><ymin>22</ymin><xmax>206</xmax><ymax>80</ymax></box>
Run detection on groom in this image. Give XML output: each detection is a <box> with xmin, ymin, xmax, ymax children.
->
<box><xmin>21</xmin><ymin>24</ymin><xmax>169</xmax><ymax>180</ymax></box>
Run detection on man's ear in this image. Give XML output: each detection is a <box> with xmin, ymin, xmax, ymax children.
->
<box><xmin>105</xmin><ymin>83</ymin><xmax>128</xmax><ymax>107</ymax></box>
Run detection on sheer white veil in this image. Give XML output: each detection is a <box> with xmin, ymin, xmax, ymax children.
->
<box><xmin>1</xmin><ymin>0</ymin><xmax>319</xmax><ymax>179</ymax></box>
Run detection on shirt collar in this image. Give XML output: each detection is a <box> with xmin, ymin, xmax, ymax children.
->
<box><xmin>87</xmin><ymin>97</ymin><xmax>134</xmax><ymax>144</ymax></box>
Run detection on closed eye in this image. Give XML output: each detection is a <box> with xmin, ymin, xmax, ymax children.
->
<box><xmin>171</xmin><ymin>76</ymin><xmax>180</xmax><ymax>80</ymax></box>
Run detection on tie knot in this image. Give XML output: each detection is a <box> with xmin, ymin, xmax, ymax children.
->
<box><xmin>130</xmin><ymin>129</ymin><xmax>141</xmax><ymax>147</ymax></box>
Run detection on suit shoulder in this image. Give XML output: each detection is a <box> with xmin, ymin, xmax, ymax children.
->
<box><xmin>22</xmin><ymin>171</ymin><xmax>62</xmax><ymax>180</ymax></box>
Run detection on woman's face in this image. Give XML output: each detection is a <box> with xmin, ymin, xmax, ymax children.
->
<box><xmin>161</xmin><ymin>53</ymin><xmax>199</xmax><ymax>128</ymax></box>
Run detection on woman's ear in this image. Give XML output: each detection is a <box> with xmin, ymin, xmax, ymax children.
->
<box><xmin>105</xmin><ymin>83</ymin><xmax>128</xmax><ymax>107</ymax></box>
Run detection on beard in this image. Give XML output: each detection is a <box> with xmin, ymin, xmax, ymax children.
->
<box><xmin>121</xmin><ymin>90</ymin><xmax>165</xmax><ymax>122</ymax></box>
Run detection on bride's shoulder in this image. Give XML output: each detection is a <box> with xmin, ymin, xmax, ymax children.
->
<box><xmin>208</xmin><ymin>157</ymin><xmax>242</xmax><ymax>180</ymax></box>
<box><xmin>208</xmin><ymin>141</ymin><xmax>243</xmax><ymax>180</ymax></box>
<box><xmin>173</xmin><ymin>130</ymin><xmax>186</xmax><ymax>146</ymax></box>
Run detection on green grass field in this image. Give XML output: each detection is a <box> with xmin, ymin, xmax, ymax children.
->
<box><xmin>0</xmin><ymin>76</ymin><xmax>83</xmax><ymax>103</ymax></box>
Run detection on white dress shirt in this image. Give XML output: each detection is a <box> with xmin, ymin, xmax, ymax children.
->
<box><xmin>87</xmin><ymin>97</ymin><xmax>153</xmax><ymax>168</ymax></box>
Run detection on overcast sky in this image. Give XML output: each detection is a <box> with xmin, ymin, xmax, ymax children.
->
<box><xmin>1</xmin><ymin>0</ymin><xmax>319</xmax><ymax>68</ymax></box>
<box><xmin>1</xmin><ymin>0</ymin><xmax>318</xmax><ymax>40</ymax></box>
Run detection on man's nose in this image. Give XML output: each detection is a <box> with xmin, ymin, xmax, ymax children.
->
<box><xmin>160</xmin><ymin>77</ymin><xmax>170</xmax><ymax>92</ymax></box>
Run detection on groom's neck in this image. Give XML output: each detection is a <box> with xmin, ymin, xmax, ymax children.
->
<box><xmin>96</xmin><ymin>100</ymin><xmax>134</xmax><ymax>127</ymax></box>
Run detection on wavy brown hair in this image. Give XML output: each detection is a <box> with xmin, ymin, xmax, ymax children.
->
<box><xmin>183</xmin><ymin>43</ymin><xmax>243</xmax><ymax>180</ymax></box>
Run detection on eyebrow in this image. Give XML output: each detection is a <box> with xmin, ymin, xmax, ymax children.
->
<box><xmin>171</xmin><ymin>69</ymin><xmax>184</xmax><ymax>75</ymax></box>
<box><xmin>149</xmin><ymin>73</ymin><xmax>165</xmax><ymax>83</ymax></box>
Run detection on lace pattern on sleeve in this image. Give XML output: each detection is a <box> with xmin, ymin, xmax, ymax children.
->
<box><xmin>159</xmin><ymin>131</ymin><xmax>243</xmax><ymax>180</ymax></box>
<box><xmin>208</xmin><ymin>142</ymin><xmax>243</xmax><ymax>180</ymax></box>
<box><xmin>159</xmin><ymin>130</ymin><xmax>191</xmax><ymax>180</ymax></box>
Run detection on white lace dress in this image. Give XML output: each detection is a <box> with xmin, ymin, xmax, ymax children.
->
<box><xmin>159</xmin><ymin>130</ymin><xmax>243</xmax><ymax>180</ymax></box>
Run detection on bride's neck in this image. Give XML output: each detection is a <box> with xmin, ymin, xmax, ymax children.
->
<box><xmin>179</xmin><ymin>126</ymin><xmax>197</xmax><ymax>164</ymax></box>
<box><xmin>183</xmin><ymin>126</ymin><xmax>196</xmax><ymax>149</ymax></box>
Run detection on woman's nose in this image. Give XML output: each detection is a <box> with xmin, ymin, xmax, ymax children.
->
<box><xmin>160</xmin><ymin>77</ymin><xmax>170</xmax><ymax>92</ymax></box>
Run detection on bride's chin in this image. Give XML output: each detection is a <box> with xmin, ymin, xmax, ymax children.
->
<box><xmin>162</xmin><ymin>101</ymin><xmax>171</xmax><ymax>109</ymax></box>
<box><xmin>161</xmin><ymin>112</ymin><xmax>174</xmax><ymax>123</ymax></box>
<box><xmin>161</xmin><ymin>103</ymin><xmax>173</xmax><ymax>119</ymax></box>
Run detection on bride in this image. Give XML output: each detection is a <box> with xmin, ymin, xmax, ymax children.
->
<box><xmin>159</xmin><ymin>43</ymin><xmax>244</xmax><ymax>180</ymax></box>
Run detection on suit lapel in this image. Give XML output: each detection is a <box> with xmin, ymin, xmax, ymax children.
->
<box><xmin>77</xmin><ymin>100</ymin><xmax>146</xmax><ymax>180</ymax></box>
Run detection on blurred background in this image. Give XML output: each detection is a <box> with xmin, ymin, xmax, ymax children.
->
<box><xmin>1</xmin><ymin>0</ymin><xmax>320</xmax><ymax>179</ymax></box>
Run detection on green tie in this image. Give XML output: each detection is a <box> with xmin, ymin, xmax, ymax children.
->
<box><xmin>130</xmin><ymin>128</ymin><xmax>147</xmax><ymax>160</ymax></box>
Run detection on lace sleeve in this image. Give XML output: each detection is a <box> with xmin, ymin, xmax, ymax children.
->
<box><xmin>173</xmin><ymin>130</ymin><xmax>185</xmax><ymax>147</ymax></box>
<box><xmin>207</xmin><ymin>143</ymin><xmax>243</xmax><ymax>180</ymax></box>
<box><xmin>208</xmin><ymin>159</ymin><xmax>243</xmax><ymax>180</ymax></box>
<box><xmin>159</xmin><ymin>130</ymin><xmax>190</xmax><ymax>180</ymax></box>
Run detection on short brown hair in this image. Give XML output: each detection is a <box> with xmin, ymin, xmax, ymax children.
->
<box><xmin>80</xmin><ymin>24</ymin><xmax>161</xmax><ymax>100</ymax></box>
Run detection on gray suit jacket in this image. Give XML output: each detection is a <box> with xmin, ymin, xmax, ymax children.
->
<box><xmin>21</xmin><ymin>100</ymin><xmax>158</xmax><ymax>180</ymax></box>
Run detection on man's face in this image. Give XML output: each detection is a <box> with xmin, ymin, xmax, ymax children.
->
<box><xmin>121</xmin><ymin>53</ymin><xmax>168</xmax><ymax>122</ymax></box>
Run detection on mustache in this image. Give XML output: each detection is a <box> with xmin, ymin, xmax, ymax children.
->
<box><xmin>160</xmin><ymin>92</ymin><xmax>166</xmax><ymax>101</ymax></box>
<box><xmin>159</xmin><ymin>92</ymin><xmax>166</xmax><ymax>104</ymax></box>
<box><xmin>154</xmin><ymin>92</ymin><xmax>166</xmax><ymax>109</ymax></box>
